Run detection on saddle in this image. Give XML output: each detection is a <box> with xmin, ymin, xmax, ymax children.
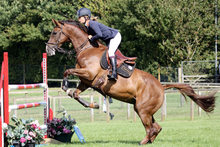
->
<box><xmin>107</xmin><ymin>49</ymin><xmax>137</xmax><ymax>67</ymax></box>
<box><xmin>100</xmin><ymin>49</ymin><xmax>137</xmax><ymax>78</ymax></box>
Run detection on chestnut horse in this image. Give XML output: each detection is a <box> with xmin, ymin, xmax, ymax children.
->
<box><xmin>46</xmin><ymin>19</ymin><xmax>216</xmax><ymax>145</ymax></box>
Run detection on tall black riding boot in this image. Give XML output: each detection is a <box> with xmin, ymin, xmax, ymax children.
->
<box><xmin>108</xmin><ymin>56</ymin><xmax>117</xmax><ymax>81</ymax></box>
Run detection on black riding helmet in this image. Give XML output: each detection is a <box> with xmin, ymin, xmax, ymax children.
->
<box><xmin>77</xmin><ymin>8</ymin><xmax>91</xmax><ymax>18</ymax></box>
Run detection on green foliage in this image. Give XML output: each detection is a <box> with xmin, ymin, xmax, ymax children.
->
<box><xmin>0</xmin><ymin>0</ymin><xmax>218</xmax><ymax>82</ymax></box>
<box><xmin>0</xmin><ymin>0</ymin><xmax>79</xmax><ymax>83</ymax></box>
<box><xmin>100</xmin><ymin>0</ymin><xmax>217</xmax><ymax>71</ymax></box>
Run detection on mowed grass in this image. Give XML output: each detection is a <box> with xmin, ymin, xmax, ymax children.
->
<box><xmin>8</xmin><ymin>88</ymin><xmax>220</xmax><ymax>147</ymax></box>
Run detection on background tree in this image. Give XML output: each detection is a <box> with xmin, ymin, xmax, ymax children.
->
<box><xmin>0</xmin><ymin>0</ymin><xmax>218</xmax><ymax>83</ymax></box>
<box><xmin>0</xmin><ymin>0</ymin><xmax>79</xmax><ymax>83</ymax></box>
<box><xmin>100</xmin><ymin>0</ymin><xmax>217</xmax><ymax>72</ymax></box>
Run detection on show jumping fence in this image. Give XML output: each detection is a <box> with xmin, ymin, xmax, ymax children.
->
<box><xmin>0</xmin><ymin>52</ymin><xmax>50</xmax><ymax>147</ymax></box>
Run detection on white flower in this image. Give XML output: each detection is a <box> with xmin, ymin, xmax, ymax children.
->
<box><xmin>30</xmin><ymin>120</ymin><xmax>39</xmax><ymax>127</ymax></box>
<box><xmin>39</xmin><ymin>125</ymin><xmax>47</xmax><ymax>130</ymax></box>
<box><xmin>2</xmin><ymin>123</ymin><xmax>8</xmax><ymax>132</ymax></box>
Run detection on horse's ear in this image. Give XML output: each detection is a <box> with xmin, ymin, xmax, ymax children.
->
<box><xmin>52</xmin><ymin>19</ymin><xmax>61</xmax><ymax>27</ymax></box>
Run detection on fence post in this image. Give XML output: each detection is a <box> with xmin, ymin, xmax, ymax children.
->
<box><xmin>190</xmin><ymin>100</ymin><xmax>194</xmax><ymax>120</ymax></box>
<box><xmin>158</xmin><ymin>66</ymin><xmax>161</xmax><ymax>82</ymax></box>
<box><xmin>161</xmin><ymin>93</ymin><xmax>167</xmax><ymax>121</ymax></box>
<box><xmin>178</xmin><ymin>67</ymin><xmax>185</xmax><ymax>107</ymax></box>
<box><xmin>99</xmin><ymin>95</ymin><xmax>102</xmax><ymax>114</ymax></box>
<box><xmin>133</xmin><ymin>111</ymin><xmax>137</xmax><ymax>122</ymax></box>
<box><xmin>53</xmin><ymin>96</ymin><xmax>56</xmax><ymax>118</ymax></box>
<box><xmin>127</xmin><ymin>104</ymin><xmax>131</xmax><ymax>119</ymax></box>
<box><xmin>90</xmin><ymin>94</ymin><xmax>94</xmax><ymax>122</ymax></box>
<box><xmin>58</xmin><ymin>91</ymin><xmax>62</xmax><ymax>111</ymax></box>
<box><xmin>106</xmin><ymin>96</ymin><xmax>110</xmax><ymax>123</ymax></box>
<box><xmin>13</xmin><ymin>98</ymin><xmax>17</xmax><ymax>116</ymax></box>
<box><xmin>198</xmin><ymin>91</ymin><xmax>202</xmax><ymax>117</ymax></box>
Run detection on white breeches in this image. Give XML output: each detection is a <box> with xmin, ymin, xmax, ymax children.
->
<box><xmin>108</xmin><ymin>32</ymin><xmax>122</xmax><ymax>57</ymax></box>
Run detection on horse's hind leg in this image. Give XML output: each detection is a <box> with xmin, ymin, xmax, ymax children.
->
<box><xmin>149</xmin><ymin>117</ymin><xmax>162</xmax><ymax>143</ymax></box>
<box><xmin>135</xmin><ymin>112</ymin><xmax>161</xmax><ymax>144</ymax></box>
<box><xmin>134</xmin><ymin>105</ymin><xmax>153</xmax><ymax>145</ymax></box>
<box><xmin>135</xmin><ymin>95</ymin><xmax>163</xmax><ymax>145</ymax></box>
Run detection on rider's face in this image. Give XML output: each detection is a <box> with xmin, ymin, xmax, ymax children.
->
<box><xmin>78</xmin><ymin>16</ymin><xmax>86</xmax><ymax>24</ymax></box>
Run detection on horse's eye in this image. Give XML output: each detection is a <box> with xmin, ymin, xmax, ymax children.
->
<box><xmin>52</xmin><ymin>32</ymin><xmax>57</xmax><ymax>35</ymax></box>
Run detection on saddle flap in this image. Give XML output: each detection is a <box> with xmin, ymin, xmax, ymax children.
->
<box><xmin>100</xmin><ymin>50</ymin><xmax>136</xmax><ymax>78</ymax></box>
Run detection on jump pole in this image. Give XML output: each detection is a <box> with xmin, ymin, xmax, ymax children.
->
<box><xmin>9</xmin><ymin>83</ymin><xmax>47</xmax><ymax>91</ymax></box>
<box><xmin>9</xmin><ymin>102</ymin><xmax>47</xmax><ymax>111</ymax></box>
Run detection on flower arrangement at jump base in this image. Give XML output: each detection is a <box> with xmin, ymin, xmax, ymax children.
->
<box><xmin>47</xmin><ymin>110</ymin><xmax>77</xmax><ymax>143</ymax></box>
<box><xmin>3</xmin><ymin>115</ymin><xmax>46</xmax><ymax>147</ymax></box>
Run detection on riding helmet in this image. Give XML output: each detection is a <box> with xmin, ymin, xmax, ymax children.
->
<box><xmin>77</xmin><ymin>8</ymin><xmax>91</xmax><ymax>18</ymax></box>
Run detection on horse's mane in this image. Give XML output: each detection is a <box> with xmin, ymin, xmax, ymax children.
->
<box><xmin>59</xmin><ymin>20</ymin><xmax>88</xmax><ymax>33</ymax></box>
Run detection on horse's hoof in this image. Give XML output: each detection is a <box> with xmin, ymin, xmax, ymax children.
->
<box><xmin>139</xmin><ymin>138</ymin><xmax>149</xmax><ymax>145</ymax></box>
<box><xmin>66</xmin><ymin>89</ymin><xmax>74</xmax><ymax>98</ymax></box>
<box><xmin>89</xmin><ymin>103</ymin><xmax>99</xmax><ymax>109</ymax></box>
<box><xmin>62</xmin><ymin>78</ymin><xmax>69</xmax><ymax>90</ymax></box>
<box><xmin>62</xmin><ymin>86</ymin><xmax>68</xmax><ymax>92</ymax></box>
<box><xmin>94</xmin><ymin>103</ymin><xmax>99</xmax><ymax>109</ymax></box>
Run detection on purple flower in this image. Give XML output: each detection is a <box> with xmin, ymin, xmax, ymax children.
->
<box><xmin>63</xmin><ymin>128</ymin><xmax>71</xmax><ymax>134</ymax></box>
<box><xmin>57</xmin><ymin>125</ymin><xmax>63</xmax><ymax>129</ymax></box>
<box><xmin>20</xmin><ymin>137</ymin><xmax>26</xmax><ymax>143</ymax></box>
<box><xmin>51</xmin><ymin>128</ymin><xmax>56</xmax><ymax>135</ymax></box>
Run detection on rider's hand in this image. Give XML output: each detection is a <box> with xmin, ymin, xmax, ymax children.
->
<box><xmin>88</xmin><ymin>35</ymin><xmax>92</xmax><ymax>40</ymax></box>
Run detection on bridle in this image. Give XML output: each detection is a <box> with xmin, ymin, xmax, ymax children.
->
<box><xmin>46</xmin><ymin>24</ymin><xmax>91</xmax><ymax>56</ymax></box>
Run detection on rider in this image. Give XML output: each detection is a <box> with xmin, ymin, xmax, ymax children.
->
<box><xmin>77</xmin><ymin>8</ymin><xmax>121</xmax><ymax>81</ymax></box>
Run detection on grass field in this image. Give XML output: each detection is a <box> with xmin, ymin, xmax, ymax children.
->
<box><xmin>8</xmin><ymin>88</ymin><xmax>220</xmax><ymax>147</ymax></box>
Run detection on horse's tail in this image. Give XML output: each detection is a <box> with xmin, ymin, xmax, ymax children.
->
<box><xmin>163</xmin><ymin>84</ymin><xmax>216</xmax><ymax>113</ymax></box>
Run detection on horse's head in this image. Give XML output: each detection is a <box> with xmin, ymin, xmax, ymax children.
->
<box><xmin>46</xmin><ymin>19</ymin><xmax>70</xmax><ymax>56</ymax></box>
<box><xmin>46</xmin><ymin>19</ymin><xmax>90</xmax><ymax>56</ymax></box>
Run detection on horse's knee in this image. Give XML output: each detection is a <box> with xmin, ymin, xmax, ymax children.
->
<box><xmin>63</xmin><ymin>69</ymin><xmax>70</xmax><ymax>77</ymax></box>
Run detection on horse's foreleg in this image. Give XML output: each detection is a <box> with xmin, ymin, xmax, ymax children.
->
<box><xmin>64</xmin><ymin>68</ymin><xmax>90</xmax><ymax>79</ymax></box>
<box><xmin>66</xmin><ymin>82</ymin><xmax>99</xmax><ymax>109</ymax></box>
<box><xmin>62</xmin><ymin>68</ymin><xmax>91</xmax><ymax>92</ymax></box>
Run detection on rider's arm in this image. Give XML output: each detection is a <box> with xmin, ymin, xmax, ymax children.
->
<box><xmin>89</xmin><ymin>21</ymin><xmax>102</xmax><ymax>42</ymax></box>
